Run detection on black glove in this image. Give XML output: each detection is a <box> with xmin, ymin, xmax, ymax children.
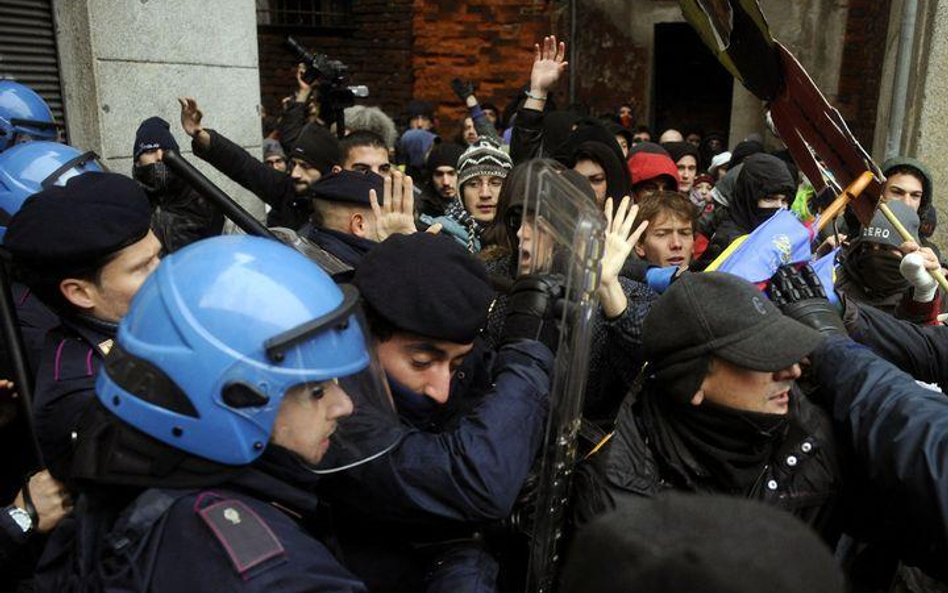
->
<box><xmin>769</xmin><ymin>264</ymin><xmax>847</xmax><ymax>336</ymax></box>
<box><xmin>502</xmin><ymin>274</ymin><xmax>563</xmax><ymax>352</ymax></box>
<box><xmin>451</xmin><ymin>78</ymin><xmax>477</xmax><ymax>102</ymax></box>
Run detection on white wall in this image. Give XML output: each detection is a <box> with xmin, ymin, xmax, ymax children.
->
<box><xmin>53</xmin><ymin>0</ymin><xmax>266</xmax><ymax>219</ymax></box>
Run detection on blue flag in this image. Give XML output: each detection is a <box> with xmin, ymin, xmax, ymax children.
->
<box><xmin>811</xmin><ymin>248</ymin><xmax>841</xmax><ymax>307</ymax></box>
<box><xmin>706</xmin><ymin>209</ymin><xmax>813</xmax><ymax>283</ymax></box>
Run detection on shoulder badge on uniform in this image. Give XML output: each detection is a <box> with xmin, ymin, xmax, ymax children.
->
<box><xmin>197</xmin><ymin>497</ymin><xmax>286</xmax><ymax>576</ymax></box>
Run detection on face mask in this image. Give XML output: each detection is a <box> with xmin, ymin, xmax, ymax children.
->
<box><xmin>386</xmin><ymin>374</ymin><xmax>443</xmax><ymax>428</ymax></box>
<box><xmin>848</xmin><ymin>248</ymin><xmax>909</xmax><ymax>296</ymax></box>
<box><xmin>133</xmin><ymin>162</ymin><xmax>181</xmax><ymax>197</ymax></box>
<box><xmin>752</xmin><ymin>206</ymin><xmax>781</xmax><ymax>228</ymax></box>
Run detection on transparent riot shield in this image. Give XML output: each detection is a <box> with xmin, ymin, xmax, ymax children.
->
<box><xmin>514</xmin><ymin>161</ymin><xmax>606</xmax><ymax>593</ymax></box>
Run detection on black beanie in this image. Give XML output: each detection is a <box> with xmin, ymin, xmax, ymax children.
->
<box><xmin>425</xmin><ymin>142</ymin><xmax>466</xmax><ymax>172</ymax></box>
<box><xmin>133</xmin><ymin>116</ymin><xmax>179</xmax><ymax>160</ymax></box>
<box><xmin>662</xmin><ymin>141</ymin><xmax>700</xmax><ymax>165</ymax></box>
<box><xmin>291</xmin><ymin>123</ymin><xmax>340</xmax><ymax>175</ymax></box>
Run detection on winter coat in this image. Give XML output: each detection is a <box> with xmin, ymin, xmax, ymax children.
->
<box><xmin>193</xmin><ymin>129</ymin><xmax>307</xmax><ymax>230</ymax></box>
<box><xmin>572</xmin><ymin>382</ymin><xmax>844</xmax><ymax>545</ymax></box>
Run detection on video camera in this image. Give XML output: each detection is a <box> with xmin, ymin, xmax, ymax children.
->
<box><xmin>286</xmin><ymin>36</ymin><xmax>368</xmax><ymax>138</ymax></box>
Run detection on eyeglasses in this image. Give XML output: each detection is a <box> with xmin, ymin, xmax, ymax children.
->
<box><xmin>465</xmin><ymin>177</ymin><xmax>504</xmax><ymax>190</ymax></box>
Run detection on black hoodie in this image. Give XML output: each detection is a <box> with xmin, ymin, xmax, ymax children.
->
<box><xmin>693</xmin><ymin>153</ymin><xmax>795</xmax><ymax>271</ymax></box>
<box><xmin>555</xmin><ymin>123</ymin><xmax>632</xmax><ymax>202</ymax></box>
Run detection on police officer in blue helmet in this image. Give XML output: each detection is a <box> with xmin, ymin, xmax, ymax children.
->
<box><xmin>35</xmin><ymin>235</ymin><xmax>399</xmax><ymax>593</ymax></box>
<box><xmin>0</xmin><ymin>81</ymin><xmax>58</xmax><ymax>151</ymax></box>
<box><xmin>0</xmin><ymin>142</ymin><xmax>106</xmax><ymax>367</ymax></box>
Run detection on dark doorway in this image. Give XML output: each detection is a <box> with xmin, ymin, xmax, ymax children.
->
<box><xmin>653</xmin><ymin>22</ymin><xmax>733</xmax><ymax>145</ymax></box>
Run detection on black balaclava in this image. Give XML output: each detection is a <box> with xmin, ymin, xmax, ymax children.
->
<box><xmin>132</xmin><ymin>116</ymin><xmax>184</xmax><ymax>200</ymax></box>
<box><xmin>730</xmin><ymin>153</ymin><xmax>796</xmax><ymax>233</ymax></box>
<box><xmin>844</xmin><ymin>244</ymin><xmax>909</xmax><ymax>298</ymax></box>
<box><xmin>554</xmin><ymin>120</ymin><xmax>626</xmax><ymax>167</ymax></box>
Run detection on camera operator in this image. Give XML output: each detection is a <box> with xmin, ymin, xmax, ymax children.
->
<box><xmin>276</xmin><ymin>62</ymin><xmax>324</xmax><ymax>151</ymax></box>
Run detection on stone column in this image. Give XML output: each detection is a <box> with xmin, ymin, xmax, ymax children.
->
<box><xmin>874</xmin><ymin>0</ymin><xmax>948</xmax><ymax>248</ymax></box>
<box><xmin>53</xmin><ymin>0</ymin><xmax>265</xmax><ymax>219</ymax></box>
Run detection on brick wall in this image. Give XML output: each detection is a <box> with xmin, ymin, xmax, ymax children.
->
<box><xmin>257</xmin><ymin>0</ymin><xmax>415</xmax><ymax>130</ymax></box>
<box><xmin>573</xmin><ymin>0</ymin><xmax>648</xmax><ymax>123</ymax></box>
<box><xmin>410</xmin><ymin>0</ymin><xmax>560</xmax><ymax>136</ymax></box>
<box><xmin>256</xmin><ymin>0</ymin><xmax>888</xmax><ymax>148</ymax></box>
<box><xmin>835</xmin><ymin>0</ymin><xmax>894</xmax><ymax>150</ymax></box>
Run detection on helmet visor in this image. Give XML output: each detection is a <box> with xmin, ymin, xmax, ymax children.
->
<box><xmin>266</xmin><ymin>301</ymin><xmax>401</xmax><ymax>474</ymax></box>
<box><xmin>41</xmin><ymin>151</ymin><xmax>107</xmax><ymax>189</ymax></box>
<box><xmin>312</xmin><ymin>344</ymin><xmax>402</xmax><ymax>474</ymax></box>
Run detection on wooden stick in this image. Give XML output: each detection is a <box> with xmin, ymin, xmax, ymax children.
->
<box><xmin>877</xmin><ymin>201</ymin><xmax>948</xmax><ymax>294</ymax></box>
<box><xmin>816</xmin><ymin>171</ymin><xmax>875</xmax><ymax>232</ymax></box>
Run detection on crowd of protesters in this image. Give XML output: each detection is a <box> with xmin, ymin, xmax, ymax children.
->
<box><xmin>0</xmin><ymin>32</ymin><xmax>947</xmax><ymax>593</ymax></box>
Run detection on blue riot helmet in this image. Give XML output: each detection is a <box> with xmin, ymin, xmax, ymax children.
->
<box><xmin>96</xmin><ymin>235</ymin><xmax>400</xmax><ymax>470</ymax></box>
<box><xmin>0</xmin><ymin>81</ymin><xmax>58</xmax><ymax>151</ymax></box>
<box><xmin>0</xmin><ymin>141</ymin><xmax>105</xmax><ymax>240</ymax></box>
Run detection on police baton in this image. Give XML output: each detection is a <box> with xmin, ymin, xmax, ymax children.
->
<box><xmin>161</xmin><ymin>150</ymin><xmax>278</xmax><ymax>241</ymax></box>
<box><xmin>0</xmin><ymin>248</ymin><xmax>43</xmax><ymax>466</ymax></box>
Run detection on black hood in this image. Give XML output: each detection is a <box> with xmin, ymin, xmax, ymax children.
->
<box><xmin>553</xmin><ymin>123</ymin><xmax>631</xmax><ymax>200</ymax></box>
<box><xmin>730</xmin><ymin>153</ymin><xmax>796</xmax><ymax>233</ymax></box>
<box><xmin>569</xmin><ymin>140</ymin><xmax>632</xmax><ymax>202</ymax></box>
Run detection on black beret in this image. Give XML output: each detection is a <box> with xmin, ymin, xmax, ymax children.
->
<box><xmin>354</xmin><ymin>233</ymin><xmax>494</xmax><ymax>343</ymax></box>
<box><xmin>4</xmin><ymin>172</ymin><xmax>152</xmax><ymax>267</ymax></box>
<box><xmin>311</xmin><ymin>170</ymin><xmax>385</xmax><ymax>207</ymax></box>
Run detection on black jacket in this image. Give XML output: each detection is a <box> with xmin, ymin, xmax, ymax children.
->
<box><xmin>692</xmin><ymin>214</ymin><xmax>743</xmax><ymax>271</ymax></box>
<box><xmin>572</xmin><ymin>383</ymin><xmax>844</xmax><ymax>544</ymax></box>
<box><xmin>193</xmin><ymin>129</ymin><xmax>308</xmax><ymax>230</ymax></box>
<box><xmin>149</xmin><ymin>183</ymin><xmax>225</xmax><ymax>254</ymax></box>
<box><xmin>846</xmin><ymin>298</ymin><xmax>948</xmax><ymax>389</ymax></box>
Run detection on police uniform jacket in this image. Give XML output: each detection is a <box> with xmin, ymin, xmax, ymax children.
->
<box><xmin>811</xmin><ymin>335</ymin><xmax>948</xmax><ymax>581</ymax></box>
<box><xmin>320</xmin><ymin>339</ymin><xmax>553</xmax><ymax>593</ymax></box>
<box><xmin>34</xmin><ymin>447</ymin><xmax>366</xmax><ymax>593</ymax></box>
<box><xmin>33</xmin><ymin>314</ymin><xmax>115</xmax><ymax>480</ymax></box>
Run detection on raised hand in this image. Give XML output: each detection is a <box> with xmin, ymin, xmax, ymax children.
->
<box><xmin>370</xmin><ymin>170</ymin><xmax>418</xmax><ymax>241</ymax></box>
<box><xmin>177</xmin><ymin>96</ymin><xmax>204</xmax><ymax>137</ymax></box>
<box><xmin>529</xmin><ymin>35</ymin><xmax>568</xmax><ymax>95</ymax></box>
<box><xmin>598</xmin><ymin>196</ymin><xmax>647</xmax><ymax>318</ymax></box>
<box><xmin>295</xmin><ymin>63</ymin><xmax>313</xmax><ymax>102</ymax></box>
